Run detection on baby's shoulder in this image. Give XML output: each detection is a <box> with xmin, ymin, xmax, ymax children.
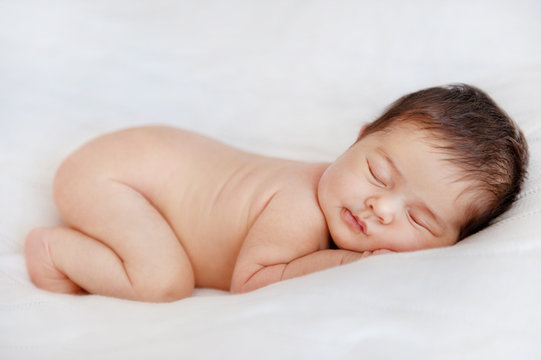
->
<box><xmin>256</xmin><ymin>163</ymin><xmax>330</xmax><ymax>249</ymax></box>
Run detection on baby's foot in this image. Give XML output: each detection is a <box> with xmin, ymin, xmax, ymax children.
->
<box><xmin>25</xmin><ymin>227</ymin><xmax>86</xmax><ymax>295</ymax></box>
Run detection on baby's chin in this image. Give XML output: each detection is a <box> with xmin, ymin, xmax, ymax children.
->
<box><xmin>330</xmin><ymin>231</ymin><xmax>367</xmax><ymax>253</ymax></box>
<box><xmin>332</xmin><ymin>239</ymin><xmax>364</xmax><ymax>253</ymax></box>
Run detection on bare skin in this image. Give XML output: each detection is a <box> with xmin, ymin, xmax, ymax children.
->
<box><xmin>25</xmin><ymin>124</ymin><xmax>471</xmax><ymax>302</ymax></box>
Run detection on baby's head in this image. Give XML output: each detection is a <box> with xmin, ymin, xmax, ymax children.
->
<box><xmin>318</xmin><ymin>84</ymin><xmax>529</xmax><ymax>253</ymax></box>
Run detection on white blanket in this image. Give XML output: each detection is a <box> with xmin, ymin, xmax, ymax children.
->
<box><xmin>1</xmin><ymin>0</ymin><xmax>540</xmax><ymax>359</ymax></box>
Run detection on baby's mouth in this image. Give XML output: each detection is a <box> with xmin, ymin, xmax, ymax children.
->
<box><xmin>342</xmin><ymin>208</ymin><xmax>367</xmax><ymax>235</ymax></box>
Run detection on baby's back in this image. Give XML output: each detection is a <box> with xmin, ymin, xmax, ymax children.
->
<box><xmin>69</xmin><ymin>126</ymin><xmax>300</xmax><ymax>289</ymax></box>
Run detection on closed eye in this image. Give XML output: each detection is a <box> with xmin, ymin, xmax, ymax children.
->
<box><xmin>367</xmin><ymin>159</ymin><xmax>386</xmax><ymax>187</ymax></box>
<box><xmin>408</xmin><ymin>211</ymin><xmax>432</xmax><ymax>234</ymax></box>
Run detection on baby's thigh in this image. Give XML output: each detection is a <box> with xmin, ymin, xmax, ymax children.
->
<box><xmin>52</xmin><ymin>128</ymin><xmax>193</xmax><ymax>281</ymax></box>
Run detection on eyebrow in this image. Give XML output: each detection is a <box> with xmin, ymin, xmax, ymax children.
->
<box><xmin>375</xmin><ymin>147</ymin><xmax>446</xmax><ymax>234</ymax></box>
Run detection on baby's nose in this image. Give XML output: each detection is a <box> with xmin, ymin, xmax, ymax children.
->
<box><xmin>365</xmin><ymin>196</ymin><xmax>401</xmax><ymax>224</ymax></box>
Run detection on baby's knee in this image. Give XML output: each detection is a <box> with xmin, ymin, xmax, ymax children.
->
<box><xmin>131</xmin><ymin>267</ymin><xmax>194</xmax><ymax>303</ymax></box>
<box><xmin>151</xmin><ymin>281</ymin><xmax>193</xmax><ymax>302</ymax></box>
<box><xmin>136</xmin><ymin>280</ymin><xmax>194</xmax><ymax>303</ymax></box>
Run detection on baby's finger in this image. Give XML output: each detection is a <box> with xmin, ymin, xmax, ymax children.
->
<box><xmin>372</xmin><ymin>249</ymin><xmax>394</xmax><ymax>255</ymax></box>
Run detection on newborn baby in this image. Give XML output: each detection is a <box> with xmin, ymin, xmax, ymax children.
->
<box><xmin>25</xmin><ymin>84</ymin><xmax>529</xmax><ymax>302</ymax></box>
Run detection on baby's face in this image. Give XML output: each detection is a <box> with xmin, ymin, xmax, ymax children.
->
<box><xmin>318</xmin><ymin>124</ymin><xmax>473</xmax><ymax>253</ymax></box>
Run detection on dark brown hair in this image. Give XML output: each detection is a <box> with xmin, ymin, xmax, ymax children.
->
<box><xmin>361</xmin><ymin>84</ymin><xmax>529</xmax><ymax>240</ymax></box>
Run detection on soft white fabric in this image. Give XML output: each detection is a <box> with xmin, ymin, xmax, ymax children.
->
<box><xmin>1</xmin><ymin>0</ymin><xmax>540</xmax><ymax>359</ymax></box>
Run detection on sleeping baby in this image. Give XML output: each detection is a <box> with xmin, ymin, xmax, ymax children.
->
<box><xmin>25</xmin><ymin>84</ymin><xmax>529</xmax><ymax>302</ymax></box>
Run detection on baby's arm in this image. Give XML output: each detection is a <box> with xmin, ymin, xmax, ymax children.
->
<box><xmin>231</xmin><ymin>249</ymin><xmax>362</xmax><ymax>293</ymax></box>
<box><xmin>280</xmin><ymin>249</ymin><xmax>391</xmax><ymax>280</ymax></box>
<box><xmin>230</xmin><ymin>189</ymin><xmax>390</xmax><ymax>294</ymax></box>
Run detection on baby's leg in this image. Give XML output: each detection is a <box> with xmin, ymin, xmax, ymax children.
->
<box><xmin>26</xmin><ymin>173</ymin><xmax>194</xmax><ymax>302</ymax></box>
<box><xmin>25</xmin><ymin>227</ymin><xmax>125</xmax><ymax>295</ymax></box>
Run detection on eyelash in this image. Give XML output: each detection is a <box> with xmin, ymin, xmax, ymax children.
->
<box><xmin>408</xmin><ymin>211</ymin><xmax>429</xmax><ymax>232</ymax></box>
<box><xmin>367</xmin><ymin>160</ymin><xmax>386</xmax><ymax>187</ymax></box>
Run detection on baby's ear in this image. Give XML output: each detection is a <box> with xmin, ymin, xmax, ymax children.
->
<box><xmin>357</xmin><ymin>125</ymin><xmax>368</xmax><ymax>140</ymax></box>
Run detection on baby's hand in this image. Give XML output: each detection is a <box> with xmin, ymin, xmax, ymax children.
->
<box><xmin>360</xmin><ymin>249</ymin><xmax>394</xmax><ymax>258</ymax></box>
<box><xmin>341</xmin><ymin>249</ymin><xmax>394</xmax><ymax>264</ymax></box>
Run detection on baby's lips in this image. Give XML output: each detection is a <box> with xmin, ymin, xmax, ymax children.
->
<box><xmin>356</xmin><ymin>217</ymin><xmax>368</xmax><ymax>235</ymax></box>
<box><xmin>343</xmin><ymin>208</ymin><xmax>369</xmax><ymax>235</ymax></box>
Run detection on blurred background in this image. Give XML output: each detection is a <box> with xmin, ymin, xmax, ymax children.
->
<box><xmin>2</xmin><ymin>0</ymin><xmax>540</xmax><ymax>153</ymax></box>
